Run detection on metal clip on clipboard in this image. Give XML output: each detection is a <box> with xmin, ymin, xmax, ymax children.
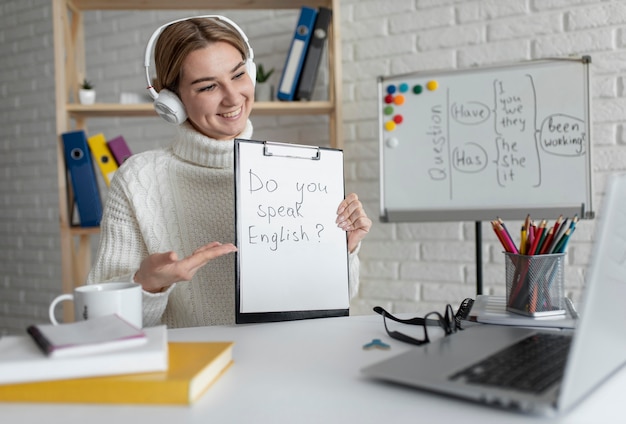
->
<box><xmin>263</xmin><ymin>141</ymin><xmax>321</xmax><ymax>160</ymax></box>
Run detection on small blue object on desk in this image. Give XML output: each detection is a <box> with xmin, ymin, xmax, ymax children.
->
<box><xmin>363</xmin><ymin>339</ymin><xmax>390</xmax><ymax>350</ymax></box>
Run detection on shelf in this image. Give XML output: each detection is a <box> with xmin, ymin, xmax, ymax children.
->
<box><xmin>71</xmin><ymin>0</ymin><xmax>333</xmax><ymax>10</ymax></box>
<box><xmin>65</xmin><ymin>226</ymin><xmax>101</xmax><ymax>236</ymax></box>
<box><xmin>67</xmin><ymin>101</ymin><xmax>334</xmax><ymax>118</ymax></box>
<box><xmin>53</xmin><ymin>0</ymin><xmax>342</xmax><ymax>322</ymax></box>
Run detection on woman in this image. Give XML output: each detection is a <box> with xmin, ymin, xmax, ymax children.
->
<box><xmin>87</xmin><ymin>16</ymin><xmax>371</xmax><ymax>328</ymax></box>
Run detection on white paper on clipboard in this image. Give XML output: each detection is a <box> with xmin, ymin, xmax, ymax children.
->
<box><xmin>234</xmin><ymin>139</ymin><xmax>350</xmax><ymax>323</ymax></box>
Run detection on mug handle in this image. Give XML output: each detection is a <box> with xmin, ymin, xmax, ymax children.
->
<box><xmin>48</xmin><ymin>294</ymin><xmax>74</xmax><ymax>325</ymax></box>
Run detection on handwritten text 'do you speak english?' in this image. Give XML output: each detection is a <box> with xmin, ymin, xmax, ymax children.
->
<box><xmin>246</xmin><ymin>169</ymin><xmax>332</xmax><ymax>252</ymax></box>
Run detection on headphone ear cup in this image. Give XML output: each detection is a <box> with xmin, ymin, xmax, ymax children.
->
<box><xmin>247</xmin><ymin>59</ymin><xmax>257</xmax><ymax>87</ymax></box>
<box><xmin>154</xmin><ymin>89</ymin><xmax>187</xmax><ymax>124</ymax></box>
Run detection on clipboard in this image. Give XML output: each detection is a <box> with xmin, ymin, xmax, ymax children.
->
<box><xmin>234</xmin><ymin>139</ymin><xmax>350</xmax><ymax>323</ymax></box>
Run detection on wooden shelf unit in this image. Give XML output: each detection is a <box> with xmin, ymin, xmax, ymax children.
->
<box><xmin>51</xmin><ymin>0</ymin><xmax>343</xmax><ymax>319</ymax></box>
<box><xmin>67</xmin><ymin>100</ymin><xmax>336</xmax><ymax>118</ymax></box>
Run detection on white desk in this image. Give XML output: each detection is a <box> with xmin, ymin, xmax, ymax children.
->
<box><xmin>0</xmin><ymin>315</ymin><xmax>622</xmax><ymax>423</ymax></box>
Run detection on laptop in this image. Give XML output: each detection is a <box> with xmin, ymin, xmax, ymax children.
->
<box><xmin>362</xmin><ymin>172</ymin><xmax>626</xmax><ymax>416</ymax></box>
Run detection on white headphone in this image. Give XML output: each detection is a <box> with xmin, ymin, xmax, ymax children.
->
<box><xmin>144</xmin><ymin>15</ymin><xmax>256</xmax><ymax>125</ymax></box>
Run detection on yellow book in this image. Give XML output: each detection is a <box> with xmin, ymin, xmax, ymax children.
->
<box><xmin>0</xmin><ymin>342</ymin><xmax>234</xmax><ymax>405</ymax></box>
<box><xmin>87</xmin><ymin>132</ymin><xmax>118</xmax><ymax>186</ymax></box>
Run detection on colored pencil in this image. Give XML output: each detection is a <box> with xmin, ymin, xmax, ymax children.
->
<box><xmin>547</xmin><ymin>217</ymin><xmax>569</xmax><ymax>253</ymax></box>
<box><xmin>495</xmin><ymin>215</ymin><xmax>577</xmax><ymax>256</ymax></box>
<box><xmin>491</xmin><ymin>220</ymin><xmax>507</xmax><ymax>251</ymax></box>
<box><xmin>554</xmin><ymin>227</ymin><xmax>575</xmax><ymax>253</ymax></box>
<box><xmin>538</xmin><ymin>227</ymin><xmax>555</xmax><ymax>255</ymax></box>
<box><xmin>491</xmin><ymin>220</ymin><xmax>518</xmax><ymax>253</ymax></box>
<box><xmin>529</xmin><ymin>220</ymin><xmax>546</xmax><ymax>255</ymax></box>
<box><xmin>497</xmin><ymin>217</ymin><xmax>515</xmax><ymax>246</ymax></box>
<box><xmin>528</xmin><ymin>223</ymin><xmax>536</xmax><ymax>255</ymax></box>
<box><xmin>552</xmin><ymin>215</ymin><xmax>563</xmax><ymax>236</ymax></box>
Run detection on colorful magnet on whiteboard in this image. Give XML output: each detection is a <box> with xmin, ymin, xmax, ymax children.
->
<box><xmin>384</xmin><ymin>94</ymin><xmax>394</xmax><ymax>104</ymax></box>
<box><xmin>384</xmin><ymin>106</ymin><xmax>394</xmax><ymax>115</ymax></box>
<box><xmin>394</xmin><ymin>95</ymin><xmax>405</xmax><ymax>106</ymax></box>
<box><xmin>399</xmin><ymin>83</ymin><xmax>409</xmax><ymax>93</ymax></box>
<box><xmin>386</xmin><ymin>85</ymin><xmax>397</xmax><ymax>94</ymax></box>
<box><xmin>426</xmin><ymin>80</ymin><xmax>438</xmax><ymax>91</ymax></box>
<box><xmin>384</xmin><ymin>121</ymin><xmax>396</xmax><ymax>132</ymax></box>
<box><xmin>385</xmin><ymin>138</ymin><xmax>399</xmax><ymax>148</ymax></box>
<box><xmin>393</xmin><ymin>114</ymin><xmax>403</xmax><ymax>124</ymax></box>
<box><xmin>413</xmin><ymin>85</ymin><xmax>423</xmax><ymax>94</ymax></box>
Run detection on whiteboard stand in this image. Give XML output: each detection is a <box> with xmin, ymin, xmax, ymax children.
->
<box><xmin>378</xmin><ymin>57</ymin><xmax>594</xmax><ymax>295</ymax></box>
<box><xmin>475</xmin><ymin>221</ymin><xmax>483</xmax><ymax>295</ymax></box>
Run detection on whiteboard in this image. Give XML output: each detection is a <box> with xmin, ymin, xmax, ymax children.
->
<box><xmin>234</xmin><ymin>139</ymin><xmax>349</xmax><ymax>323</ymax></box>
<box><xmin>379</xmin><ymin>57</ymin><xmax>593</xmax><ymax>222</ymax></box>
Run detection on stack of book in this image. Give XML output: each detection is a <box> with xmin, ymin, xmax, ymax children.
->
<box><xmin>0</xmin><ymin>316</ymin><xmax>233</xmax><ymax>405</ymax></box>
<box><xmin>467</xmin><ymin>295</ymin><xmax>578</xmax><ymax>329</ymax></box>
<box><xmin>277</xmin><ymin>6</ymin><xmax>332</xmax><ymax>101</ymax></box>
<box><xmin>61</xmin><ymin>131</ymin><xmax>133</xmax><ymax>227</ymax></box>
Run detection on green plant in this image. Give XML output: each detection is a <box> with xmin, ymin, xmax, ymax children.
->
<box><xmin>80</xmin><ymin>78</ymin><xmax>94</xmax><ymax>90</ymax></box>
<box><xmin>256</xmin><ymin>64</ymin><xmax>274</xmax><ymax>84</ymax></box>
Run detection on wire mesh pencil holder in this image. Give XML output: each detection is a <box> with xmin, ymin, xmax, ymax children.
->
<box><xmin>504</xmin><ymin>252</ymin><xmax>566</xmax><ymax>317</ymax></box>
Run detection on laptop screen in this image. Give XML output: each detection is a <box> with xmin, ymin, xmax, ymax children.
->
<box><xmin>559</xmin><ymin>172</ymin><xmax>626</xmax><ymax>410</ymax></box>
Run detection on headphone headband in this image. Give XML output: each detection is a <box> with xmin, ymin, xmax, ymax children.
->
<box><xmin>144</xmin><ymin>15</ymin><xmax>255</xmax><ymax>100</ymax></box>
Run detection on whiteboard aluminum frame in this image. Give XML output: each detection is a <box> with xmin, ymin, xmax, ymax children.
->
<box><xmin>379</xmin><ymin>56</ymin><xmax>594</xmax><ymax>223</ymax></box>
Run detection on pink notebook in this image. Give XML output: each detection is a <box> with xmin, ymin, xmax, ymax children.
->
<box><xmin>107</xmin><ymin>135</ymin><xmax>133</xmax><ymax>165</ymax></box>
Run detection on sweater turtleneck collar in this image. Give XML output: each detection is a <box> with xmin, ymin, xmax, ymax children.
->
<box><xmin>171</xmin><ymin>120</ymin><xmax>254</xmax><ymax>169</ymax></box>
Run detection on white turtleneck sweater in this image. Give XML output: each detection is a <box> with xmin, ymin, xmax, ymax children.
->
<box><xmin>87</xmin><ymin>121</ymin><xmax>360</xmax><ymax>328</ymax></box>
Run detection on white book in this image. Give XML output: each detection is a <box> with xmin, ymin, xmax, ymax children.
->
<box><xmin>27</xmin><ymin>314</ymin><xmax>146</xmax><ymax>358</ymax></box>
<box><xmin>468</xmin><ymin>295</ymin><xmax>577</xmax><ymax>329</ymax></box>
<box><xmin>0</xmin><ymin>325</ymin><xmax>168</xmax><ymax>385</ymax></box>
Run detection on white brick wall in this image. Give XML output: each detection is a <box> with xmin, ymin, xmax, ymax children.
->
<box><xmin>340</xmin><ymin>0</ymin><xmax>626</xmax><ymax>316</ymax></box>
<box><xmin>1</xmin><ymin>0</ymin><xmax>625</xmax><ymax>334</ymax></box>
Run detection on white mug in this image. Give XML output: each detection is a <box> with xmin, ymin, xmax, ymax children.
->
<box><xmin>49</xmin><ymin>282</ymin><xmax>142</xmax><ymax>328</ymax></box>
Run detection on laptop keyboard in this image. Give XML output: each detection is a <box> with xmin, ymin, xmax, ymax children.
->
<box><xmin>448</xmin><ymin>332</ymin><xmax>572</xmax><ymax>394</ymax></box>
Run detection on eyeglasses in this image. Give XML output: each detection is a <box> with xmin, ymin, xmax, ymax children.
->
<box><xmin>373</xmin><ymin>298</ymin><xmax>474</xmax><ymax>346</ymax></box>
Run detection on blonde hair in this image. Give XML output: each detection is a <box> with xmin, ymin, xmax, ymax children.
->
<box><xmin>154</xmin><ymin>17</ymin><xmax>248</xmax><ymax>95</ymax></box>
